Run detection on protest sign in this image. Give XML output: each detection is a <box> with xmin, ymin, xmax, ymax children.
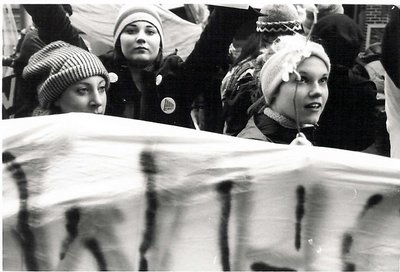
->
<box><xmin>3</xmin><ymin>113</ymin><xmax>400</xmax><ymax>270</ymax></box>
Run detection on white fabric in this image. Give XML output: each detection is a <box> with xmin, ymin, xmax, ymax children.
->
<box><xmin>365</xmin><ymin>60</ymin><xmax>385</xmax><ymax>97</ymax></box>
<box><xmin>3</xmin><ymin>113</ymin><xmax>400</xmax><ymax>271</ymax></box>
<box><xmin>2</xmin><ymin>4</ymin><xmax>18</xmax><ymax>77</ymax></box>
<box><xmin>385</xmin><ymin>74</ymin><xmax>400</xmax><ymax>158</ymax></box>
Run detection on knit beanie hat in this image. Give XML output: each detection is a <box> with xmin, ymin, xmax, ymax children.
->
<box><xmin>256</xmin><ymin>4</ymin><xmax>302</xmax><ymax>33</ymax></box>
<box><xmin>113</xmin><ymin>4</ymin><xmax>164</xmax><ymax>48</ymax></box>
<box><xmin>259</xmin><ymin>35</ymin><xmax>331</xmax><ymax>104</ymax></box>
<box><xmin>23</xmin><ymin>41</ymin><xmax>110</xmax><ymax>109</ymax></box>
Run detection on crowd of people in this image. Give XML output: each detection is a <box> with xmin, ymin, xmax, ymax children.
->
<box><xmin>3</xmin><ymin>4</ymin><xmax>399</xmax><ymax>157</ymax></box>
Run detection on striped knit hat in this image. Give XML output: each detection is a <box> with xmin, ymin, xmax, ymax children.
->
<box><xmin>256</xmin><ymin>4</ymin><xmax>302</xmax><ymax>33</ymax></box>
<box><xmin>113</xmin><ymin>4</ymin><xmax>164</xmax><ymax>48</ymax></box>
<box><xmin>23</xmin><ymin>41</ymin><xmax>110</xmax><ymax>109</ymax></box>
<box><xmin>259</xmin><ymin>35</ymin><xmax>330</xmax><ymax>105</ymax></box>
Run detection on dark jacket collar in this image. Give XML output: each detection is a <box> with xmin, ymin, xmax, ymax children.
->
<box><xmin>254</xmin><ymin>112</ymin><xmax>316</xmax><ymax>145</ymax></box>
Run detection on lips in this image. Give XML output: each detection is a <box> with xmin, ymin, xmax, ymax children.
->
<box><xmin>134</xmin><ymin>47</ymin><xmax>148</xmax><ymax>51</ymax></box>
<box><xmin>304</xmin><ymin>102</ymin><xmax>322</xmax><ymax>110</ymax></box>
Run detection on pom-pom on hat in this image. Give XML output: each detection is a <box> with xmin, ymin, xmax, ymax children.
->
<box><xmin>259</xmin><ymin>35</ymin><xmax>331</xmax><ymax>105</ymax></box>
<box><xmin>256</xmin><ymin>4</ymin><xmax>302</xmax><ymax>33</ymax></box>
<box><xmin>23</xmin><ymin>41</ymin><xmax>110</xmax><ymax>109</ymax></box>
<box><xmin>113</xmin><ymin>4</ymin><xmax>164</xmax><ymax>48</ymax></box>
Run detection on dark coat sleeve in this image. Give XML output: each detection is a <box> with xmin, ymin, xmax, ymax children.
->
<box><xmin>183</xmin><ymin>6</ymin><xmax>257</xmax><ymax>72</ymax></box>
<box><xmin>23</xmin><ymin>4</ymin><xmax>88</xmax><ymax>50</ymax></box>
<box><xmin>179</xmin><ymin>6</ymin><xmax>257</xmax><ymax>101</ymax></box>
<box><xmin>381</xmin><ymin>6</ymin><xmax>400</xmax><ymax>88</ymax></box>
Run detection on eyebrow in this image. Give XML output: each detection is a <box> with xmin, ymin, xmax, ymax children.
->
<box><xmin>127</xmin><ymin>22</ymin><xmax>156</xmax><ymax>28</ymax></box>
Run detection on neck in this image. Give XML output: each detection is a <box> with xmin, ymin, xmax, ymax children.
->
<box><xmin>128</xmin><ymin>66</ymin><xmax>145</xmax><ymax>92</ymax></box>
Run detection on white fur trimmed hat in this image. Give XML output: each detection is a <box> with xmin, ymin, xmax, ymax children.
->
<box><xmin>23</xmin><ymin>41</ymin><xmax>110</xmax><ymax>108</ymax></box>
<box><xmin>256</xmin><ymin>4</ymin><xmax>302</xmax><ymax>33</ymax></box>
<box><xmin>259</xmin><ymin>35</ymin><xmax>331</xmax><ymax>104</ymax></box>
<box><xmin>113</xmin><ymin>4</ymin><xmax>164</xmax><ymax>48</ymax></box>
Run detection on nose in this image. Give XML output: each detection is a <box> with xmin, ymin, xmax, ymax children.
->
<box><xmin>136</xmin><ymin>30</ymin><xmax>146</xmax><ymax>43</ymax></box>
<box><xmin>308</xmin><ymin>82</ymin><xmax>323</xmax><ymax>97</ymax></box>
<box><xmin>89</xmin><ymin>89</ymin><xmax>104</xmax><ymax>107</ymax></box>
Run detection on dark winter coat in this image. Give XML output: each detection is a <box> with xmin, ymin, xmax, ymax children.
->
<box><xmin>312</xmin><ymin>14</ymin><xmax>377</xmax><ymax>151</ymax></box>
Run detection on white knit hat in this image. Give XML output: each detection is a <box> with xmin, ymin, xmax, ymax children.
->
<box><xmin>113</xmin><ymin>4</ymin><xmax>164</xmax><ymax>48</ymax></box>
<box><xmin>259</xmin><ymin>35</ymin><xmax>331</xmax><ymax>104</ymax></box>
<box><xmin>23</xmin><ymin>41</ymin><xmax>110</xmax><ymax>109</ymax></box>
<box><xmin>256</xmin><ymin>4</ymin><xmax>302</xmax><ymax>33</ymax></box>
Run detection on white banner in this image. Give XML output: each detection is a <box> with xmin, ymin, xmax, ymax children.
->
<box><xmin>3</xmin><ymin>113</ymin><xmax>400</xmax><ymax>271</ymax></box>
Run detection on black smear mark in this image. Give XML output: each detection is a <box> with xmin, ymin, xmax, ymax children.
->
<box><xmin>342</xmin><ymin>233</ymin><xmax>353</xmax><ymax>255</ymax></box>
<box><xmin>341</xmin><ymin>233</ymin><xmax>355</xmax><ymax>271</ymax></box>
<box><xmin>216</xmin><ymin>180</ymin><xmax>233</xmax><ymax>271</ymax></box>
<box><xmin>139</xmin><ymin>151</ymin><xmax>158</xmax><ymax>271</ymax></box>
<box><xmin>339</xmin><ymin>194</ymin><xmax>383</xmax><ymax>271</ymax></box>
<box><xmin>343</xmin><ymin>262</ymin><xmax>356</xmax><ymax>271</ymax></box>
<box><xmin>60</xmin><ymin>207</ymin><xmax>81</xmax><ymax>260</ymax></box>
<box><xmin>251</xmin><ymin>262</ymin><xmax>297</xmax><ymax>271</ymax></box>
<box><xmin>295</xmin><ymin>186</ymin><xmax>305</xmax><ymax>251</ymax></box>
<box><xmin>360</xmin><ymin>194</ymin><xmax>383</xmax><ymax>217</ymax></box>
<box><xmin>3</xmin><ymin>151</ymin><xmax>15</xmax><ymax>163</ymax></box>
<box><xmin>84</xmin><ymin>238</ymin><xmax>107</xmax><ymax>271</ymax></box>
<box><xmin>3</xmin><ymin>151</ymin><xmax>38</xmax><ymax>270</ymax></box>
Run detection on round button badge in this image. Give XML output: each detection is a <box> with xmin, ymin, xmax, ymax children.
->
<box><xmin>160</xmin><ymin>97</ymin><xmax>176</xmax><ymax>114</ymax></box>
<box><xmin>109</xmin><ymin>72</ymin><xmax>118</xmax><ymax>83</ymax></box>
<box><xmin>155</xmin><ymin>74</ymin><xmax>163</xmax><ymax>86</ymax></box>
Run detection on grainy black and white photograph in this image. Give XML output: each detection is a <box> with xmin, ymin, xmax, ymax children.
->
<box><xmin>2</xmin><ymin>2</ymin><xmax>400</xmax><ymax>271</ymax></box>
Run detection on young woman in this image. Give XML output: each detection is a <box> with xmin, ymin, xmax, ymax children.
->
<box><xmin>221</xmin><ymin>4</ymin><xmax>303</xmax><ymax>136</ymax></box>
<box><xmin>237</xmin><ymin>35</ymin><xmax>331</xmax><ymax>145</ymax></box>
<box><xmin>22</xmin><ymin>41</ymin><xmax>110</xmax><ymax>116</ymax></box>
<box><xmin>23</xmin><ymin>4</ymin><xmax>257</xmax><ymax>128</ymax></box>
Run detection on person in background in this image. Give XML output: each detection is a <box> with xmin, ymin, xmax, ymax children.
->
<box><xmin>311</xmin><ymin>13</ymin><xmax>377</xmax><ymax>151</ymax></box>
<box><xmin>237</xmin><ymin>34</ymin><xmax>331</xmax><ymax>145</ymax></box>
<box><xmin>22</xmin><ymin>41</ymin><xmax>110</xmax><ymax>116</ymax></box>
<box><xmin>301</xmin><ymin>4</ymin><xmax>344</xmax><ymax>35</ymax></box>
<box><xmin>24</xmin><ymin>4</ymin><xmax>257</xmax><ymax>129</ymax></box>
<box><xmin>221</xmin><ymin>4</ymin><xmax>303</xmax><ymax>137</ymax></box>
<box><xmin>8</xmin><ymin>5</ymin><xmax>88</xmax><ymax>118</ymax></box>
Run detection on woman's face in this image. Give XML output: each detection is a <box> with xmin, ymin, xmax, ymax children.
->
<box><xmin>119</xmin><ymin>21</ymin><xmax>161</xmax><ymax>68</ymax></box>
<box><xmin>271</xmin><ymin>56</ymin><xmax>329</xmax><ymax>126</ymax></box>
<box><xmin>54</xmin><ymin>76</ymin><xmax>107</xmax><ymax>114</ymax></box>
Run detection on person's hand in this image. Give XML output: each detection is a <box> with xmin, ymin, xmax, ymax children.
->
<box><xmin>290</xmin><ymin>132</ymin><xmax>313</xmax><ymax>146</ymax></box>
